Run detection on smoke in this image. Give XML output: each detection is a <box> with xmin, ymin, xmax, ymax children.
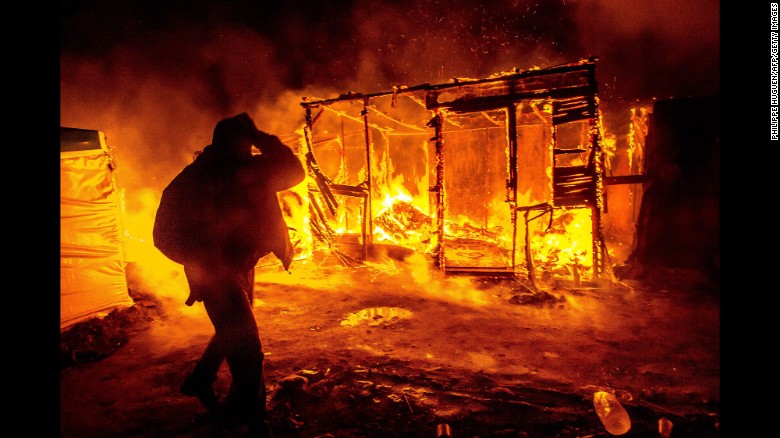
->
<box><xmin>570</xmin><ymin>0</ymin><xmax>720</xmax><ymax>99</ymax></box>
<box><xmin>61</xmin><ymin>0</ymin><xmax>718</xmax><ymax>188</ymax></box>
<box><xmin>60</xmin><ymin>22</ymin><xmax>290</xmax><ymax>197</ymax></box>
<box><xmin>342</xmin><ymin>0</ymin><xmax>572</xmax><ymax>90</ymax></box>
<box><xmin>60</xmin><ymin>0</ymin><xmax>718</xmax><ymax>286</ymax></box>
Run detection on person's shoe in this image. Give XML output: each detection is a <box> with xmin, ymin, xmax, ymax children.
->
<box><xmin>222</xmin><ymin>394</ymin><xmax>271</xmax><ymax>436</ymax></box>
<box><xmin>244</xmin><ymin>419</ymin><xmax>274</xmax><ymax>438</ymax></box>
<box><xmin>223</xmin><ymin>390</ymin><xmax>258</xmax><ymax>417</ymax></box>
<box><xmin>180</xmin><ymin>374</ymin><xmax>219</xmax><ymax>410</ymax></box>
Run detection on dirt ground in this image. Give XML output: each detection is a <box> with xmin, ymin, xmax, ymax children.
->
<box><xmin>59</xmin><ymin>251</ymin><xmax>719</xmax><ymax>438</ymax></box>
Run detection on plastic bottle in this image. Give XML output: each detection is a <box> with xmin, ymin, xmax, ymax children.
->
<box><xmin>658</xmin><ymin>417</ymin><xmax>673</xmax><ymax>438</ymax></box>
<box><xmin>593</xmin><ymin>391</ymin><xmax>631</xmax><ymax>435</ymax></box>
<box><xmin>436</xmin><ymin>423</ymin><xmax>452</xmax><ymax>438</ymax></box>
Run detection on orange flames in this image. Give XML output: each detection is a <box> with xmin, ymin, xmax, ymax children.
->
<box><xmin>529</xmin><ymin>208</ymin><xmax>594</xmax><ymax>280</ymax></box>
<box><xmin>121</xmin><ymin>157</ymin><xmax>604</xmax><ymax>290</ymax></box>
<box><xmin>372</xmin><ymin>188</ymin><xmax>434</xmax><ymax>252</ymax></box>
<box><xmin>121</xmin><ymin>104</ymin><xmax>621</xmax><ymax>289</ymax></box>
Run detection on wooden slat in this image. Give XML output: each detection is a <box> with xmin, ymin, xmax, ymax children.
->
<box><xmin>554</xmin><ymin>148</ymin><xmax>588</xmax><ymax>155</ymax></box>
<box><xmin>604</xmin><ymin>174</ymin><xmax>647</xmax><ymax>185</ymax></box>
<box><xmin>330</xmin><ymin>184</ymin><xmax>369</xmax><ymax>198</ymax></box>
<box><xmin>552</xmin><ymin>95</ymin><xmax>595</xmax><ymax>122</ymax></box>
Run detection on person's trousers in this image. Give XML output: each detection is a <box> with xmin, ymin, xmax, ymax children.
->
<box><xmin>184</xmin><ymin>263</ymin><xmax>266</xmax><ymax>419</ymax></box>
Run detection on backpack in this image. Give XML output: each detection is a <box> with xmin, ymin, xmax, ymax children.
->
<box><xmin>152</xmin><ymin>164</ymin><xmax>214</xmax><ymax>264</ymax></box>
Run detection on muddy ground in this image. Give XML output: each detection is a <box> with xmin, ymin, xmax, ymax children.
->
<box><xmin>60</xmin><ymin>252</ymin><xmax>719</xmax><ymax>438</ymax></box>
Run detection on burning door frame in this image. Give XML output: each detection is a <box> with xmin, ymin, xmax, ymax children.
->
<box><xmin>300</xmin><ymin>57</ymin><xmax>610</xmax><ymax>283</ymax></box>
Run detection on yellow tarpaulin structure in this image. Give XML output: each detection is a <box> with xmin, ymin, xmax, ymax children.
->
<box><xmin>61</xmin><ymin>127</ymin><xmax>133</xmax><ymax>331</ymax></box>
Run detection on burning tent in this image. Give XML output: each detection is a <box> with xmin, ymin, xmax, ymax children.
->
<box><xmin>60</xmin><ymin>127</ymin><xmax>133</xmax><ymax>330</ymax></box>
<box><xmin>297</xmin><ymin>58</ymin><xmax>640</xmax><ymax>288</ymax></box>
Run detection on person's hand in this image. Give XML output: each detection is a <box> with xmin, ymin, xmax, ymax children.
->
<box><xmin>253</xmin><ymin>129</ymin><xmax>279</xmax><ymax>149</ymax></box>
<box><xmin>234</xmin><ymin>112</ymin><xmax>259</xmax><ymax>137</ymax></box>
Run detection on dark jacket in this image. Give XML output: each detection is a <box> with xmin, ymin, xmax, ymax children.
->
<box><xmin>154</xmin><ymin>133</ymin><xmax>305</xmax><ymax>272</ymax></box>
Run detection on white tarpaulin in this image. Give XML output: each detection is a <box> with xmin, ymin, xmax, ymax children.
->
<box><xmin>61</xmin><ymin>127</ymin><xmax>132</xmax><ymax>330</ymax></box>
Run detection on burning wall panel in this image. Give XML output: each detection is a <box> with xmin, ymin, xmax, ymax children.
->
<box><xmin>513</xmin><ymin>103</ymin><xmax>555</xmax><ymax>270</ymax></box>
<box><xmin>309</xmin><ymin>101</ymin><xmax>371</xmax><ymax>188</ymax></box>
<box><xmin>442</xmin><ymin>111</ymin><xmax>511</xmax><ymax>269</ymax></box>
<box><xmin>515</xmin><ymin>103</ymin><xmax>554</xmax><ymax>208</ymax></box>
<box><xmin>443</xmin><ymin>119</ymin><xmax>507</xmax><ymax>227</ymax></box>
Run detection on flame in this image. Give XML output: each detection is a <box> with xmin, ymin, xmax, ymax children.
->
<box><xmin>628</xmin><ymin>106</ymin><xmax>651</xmax><ymax>171</ymax></box>
<box><xmin>281</xmin><ymin>175</ymin><xmax>314</xmax><ymax>261</ymax></box>
<box><xmin>371</xmin><ymin>184</ymin><xmax>434</xmax><ymax>252</ymax></box>
<box><xmin>122</xmin><ymin>188</ymin><xmax>180</xmax><ymax>273</ymax></box>
<box><xmin>381</xmin><ymin>188</ymin><xmax>413</xmax><ymax>209</ymax></box>
<box><xmin>369</xmin><ymin>169</ymin><xmax>517</xmax><ymax>259</ymax></box>
<box><xmin>529</xmin><ymin>208</ymin><xmax>593</xmax><ymax>279</ymax></box>
<box><xmin>120</xmin><ymin>134</ymin><xmax>599</xmax><ymax>293</ymax></box>
<box><xmin>120</xmin><ymin>188</ymin><xmax>204</xmax><ymax>316</ymax></box>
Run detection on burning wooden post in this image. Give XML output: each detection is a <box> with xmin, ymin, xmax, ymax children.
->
<box><xmin>428</xmin><ymin>111</ymin><xmax>445</xmax><ymax>270</ymax></box>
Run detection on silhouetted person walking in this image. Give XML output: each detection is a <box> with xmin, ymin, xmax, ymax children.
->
<box><xmin>153</xmin><ymin>112</ymin><xmax>305</xmax><ymax>437</ymax></box>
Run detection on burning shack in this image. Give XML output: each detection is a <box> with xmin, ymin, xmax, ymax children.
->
<box><xmin>298</xmin><ymin>57</ymin><xmax>632</xmax><ymax>288</ymax></box>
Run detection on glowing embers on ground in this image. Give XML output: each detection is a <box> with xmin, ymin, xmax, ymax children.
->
<box><xmin>340</xmin><ymin>307</ymin><xmax>414</xmax><ymax>327</ymax></box>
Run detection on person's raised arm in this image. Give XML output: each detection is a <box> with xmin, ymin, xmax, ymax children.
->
<box><xmin>253</xmin><ymin>130</ymin><xmax>305</xmax><ymax>191</ymax></box>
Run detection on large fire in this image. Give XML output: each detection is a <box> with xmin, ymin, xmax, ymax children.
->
<box><xmin>115</xmin><ymin>59</ymin><xmax>646</xmax><ymax>294</ymax></box>
<box><xmin>529</xmin><ymin>208</ymin><xmax>593</xmax><ymax>280</ymax></box>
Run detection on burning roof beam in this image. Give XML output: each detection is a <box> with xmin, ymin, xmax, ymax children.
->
<box><xmin>300</xmin><ymin>58</ymin><xmax>598</xmax><ymax>110</ymax></box>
